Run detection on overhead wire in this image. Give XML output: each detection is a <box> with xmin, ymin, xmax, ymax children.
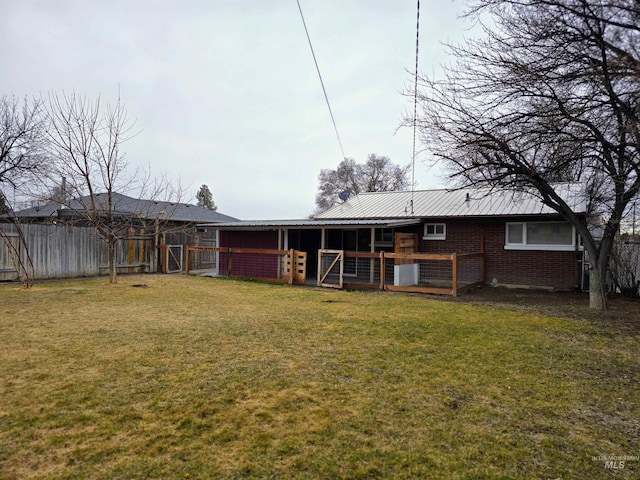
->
<box><xmin>410</xmin><ymin>0</ymin><xmax>421</xmax><ymax>215</ymax></box>
<box><xmin>296</xmin><ymin>0</ymin><xmax>347</xmax><ymax>161</ymax></box>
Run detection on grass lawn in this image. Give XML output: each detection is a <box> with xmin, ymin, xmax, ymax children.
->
<box><xmin>0</xmin><ymin>275</ymin><xmax>638</xmax><ymax>479</ymax></box>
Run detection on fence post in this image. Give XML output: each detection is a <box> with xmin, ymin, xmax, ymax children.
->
<box><xmin>185</xmin><ymin>246</ymin><xmax>191</xmax><ymax>275</ymax></box>
<box><xmin>379</xmin><ymin>251</ymin><xmax>386</xmax><ymax>290</ymax></box>
<box><xmin>127</xmin><ymin>228</ymin><xmax>135</xmax><ymax>273</ymax></box>
<box><xmin>289</xmin><ymin>249</ymin><xmax>294</xmax><ymax>285</ymax></box>
<box><xmin>452</xmin><ymin>252</ymin><xmax>458</xmax><ymax>297</ymax></box>
<box><xmin>139</xmin><ymin>229</ymin><xmax>145</xmax><ymax>272</ymax></box>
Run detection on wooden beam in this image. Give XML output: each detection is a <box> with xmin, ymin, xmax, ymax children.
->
<box><xmin>138</xmin><ymin>229</ymin><xmax>145</xmax><ymax>272</ymax></box>
<box><xmin>370</xmin><ymin>227</ymin><xmax>375</xmax><ymax>285</ymax></box>
<box><xmin>386</xmin><ymin>285</ymin><xmax>453</xmax><ymax>295</ymax></box>
<box><xmin>379</xmin><ymin>251</ymin><xmax>385</xmax><ymax>290</ymax></box>
<box><xmin>288</xmin><ymin>249</ymin><xmax>294</xmax><ymax>285</ymax></box>
<box><xmin>229</xmin><ymin>248</ymin><xmax>289</xmax><ymax>255</ymax></box>
<box><xmin>386</xmin><ymin>252</ymin><xmax>452</xmax><ymax>261</ymax></box>
<box><xmin>127</xmin><ymin>228</ymin><xmax>135</xmax><ymax>273</ymax></box>
<box><xmin>452</xmin><ymin>253</ymin><xmax>458</xmax><ymax>297</ymax></box>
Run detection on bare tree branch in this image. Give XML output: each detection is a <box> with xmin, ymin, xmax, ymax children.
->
<box><xmin>315</xmin><ymin>154</ymin><xmax>410</xmax><ymax>214</ymax></box>
<box><xmin>41</xmin><ymin>92</ymin><xmax>174</xmax><ymax>284</ymax></box>
<box><xmin>408</xmin><ymin>0</ymin><xmax>640</xmax><ymax>310</ymax></box>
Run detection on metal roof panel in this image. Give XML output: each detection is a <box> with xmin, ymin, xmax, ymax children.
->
<box><xmin>315</xmin><ymin>184</ymin><xmax>586</xmax><ymax>219</ymax></box>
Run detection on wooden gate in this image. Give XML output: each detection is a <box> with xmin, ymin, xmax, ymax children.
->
<box><xmin>0</xmin><ymin>233</ymin><xmax>20</xmax><ymax>281</ymax></box>
<box><xmin>282</xmin><ymin>250</ymin><xmax>307</xmax><ymax>284</ymax></box>
<box><xmin>394</xmin><ymin>233</ymin><xmax>418</xmax><ymax>264</ymax></box>
<box><xmin>162</xmin><ymin>244</ymin><xmax>183</xmax><ymax>273</ymax></box>
<box><xmin>318</xmin><ymin>249</ymin><xmax>344</xmax><ymax>288</ymax></box>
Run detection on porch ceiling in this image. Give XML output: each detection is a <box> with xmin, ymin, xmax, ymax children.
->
<box><xmin>199</xmin><ymin>219</ymin><xmax>421</xmax><ymax>230</ymax></box>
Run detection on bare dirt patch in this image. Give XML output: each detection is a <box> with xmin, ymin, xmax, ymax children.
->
<box><xmin>450</xmin><ymin>285</ymin><xmax>639</xmax><ymax>332</ymax></box>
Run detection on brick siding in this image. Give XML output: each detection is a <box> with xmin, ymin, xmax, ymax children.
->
<box><xmin>418</xmin><ymin>218</ymin><xmax>581</xmax><ymax>289</ymax></box>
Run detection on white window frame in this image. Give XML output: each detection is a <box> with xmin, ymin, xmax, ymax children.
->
<box><xmin>505</xmin><ymin>221</ymin><xmax>578</xmax><ymax>251</ymax></box>
<box><xmin>423</xmin><ymin>223</ymin><xmax>446</xmax><ymax>240</ymax></box>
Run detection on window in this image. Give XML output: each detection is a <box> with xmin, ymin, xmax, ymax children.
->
<box><xmin>505</xmin><ymin>221</ymin><xmax>577</xmax><ymax>251</ymax></box>
<box><xmin>507</xmin><ymin>223</ymin><xmax>524</xmax><ymax>244</ymax></box>
<box><xmin>423</xmin><ymin>223</ymin><xmax>446</xmax><ymax>240</ymax></box>
<box><xmin>375</xmin><ymin>228</ymin><xmax>394</xmax><ymax>246</ymax></box>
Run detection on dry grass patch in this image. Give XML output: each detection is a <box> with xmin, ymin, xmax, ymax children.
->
<box><xmin>0</xmin><ymin>275</ymin><xmax>638</xmax><ymax>479</ymax></box>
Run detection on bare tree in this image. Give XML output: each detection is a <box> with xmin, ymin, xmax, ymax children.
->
<box><xmin>0</xmin><ymin>95</ymin><xmax>44</xmax><ymax>287</ymax></box>
<box><xmin>410</xmin><ymin>0</ymin><xmax>640</xmax><ymax>310</ymax></box>
<box><xmin>0</xmin><ymin>95</ymin><xmax>45</xmax><ymax>192</ymax></box>
<box><xmin>609</xmin><ymin>240</ymin><xmax>640</xmax><ymax>298</ymax></box>
<box><xmin>42</xmin><ymin>92</ymin><xmax>169</xmax><ymax>284</ymax></box>
<box><xmin>315</xmin><ymin>154</ymin><xmax>410</xmax><ymax>213</ymax></box>
<box><xmin>0</xmin><ymin>190</ymin><xmax>35</xmax><ymax>287</ymax></box>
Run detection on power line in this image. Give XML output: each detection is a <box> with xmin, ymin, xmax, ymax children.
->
<box><xmin>410</xmin><ymin>0</ymin><xmax>421</xmax><ymax>215</ymax></box>
<box><xmin>296</xmin><ymin>0</ymin><xmax>347</xmax><ymax>161</ymax></box>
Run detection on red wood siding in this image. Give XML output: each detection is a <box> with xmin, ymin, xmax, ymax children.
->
<box><xmin>219</xmin><ymin>230</ymin><xmax>279</xmax><ymax>279</ymax></box>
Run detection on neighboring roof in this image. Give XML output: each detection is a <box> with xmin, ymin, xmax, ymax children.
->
<box><xmin>11</xmin><ymin>192</ymin><xmax>238</xmax><ymax>223</ymax></box>
<box><xmin>315</xmin><ymin>183</ymin><xmax>587</xmax><ymax>220</ymax></box>
<box><xmin>206</xmin><ymin>219</ymin><xmax>422</xmax><ymax>230</ymax></box>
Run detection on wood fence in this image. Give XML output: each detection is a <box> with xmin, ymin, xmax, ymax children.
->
<box><xmin>0</xmin><ymin>223</ymin><xmax>154</xmax><ymax>281</ymax></box>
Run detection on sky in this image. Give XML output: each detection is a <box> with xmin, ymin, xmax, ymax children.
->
<box><xmin>0</xmin><ymin>0</ymin><xmax>472</xmax><ymax>219</ymax></box>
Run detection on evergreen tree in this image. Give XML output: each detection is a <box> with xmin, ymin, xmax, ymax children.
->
<box><xmin>196</xmin><ymin>184</ymin><xmax>217</xmax><ymax>211</ymax></box>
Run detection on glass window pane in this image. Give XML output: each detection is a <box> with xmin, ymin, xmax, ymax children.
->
<box><xmin>507</xmin><ymin>224</ymin><xmax>524</xmax><ymax>244</ymax></box>
<box><xmin>425</xmin><ymin>224</ymin><xmax>445</xmax><ymax>237</ymax></box>
<box><xmin>527</xmin><ymin>222</ymin><xmax>573</xmax><ymax>245</ymax></box>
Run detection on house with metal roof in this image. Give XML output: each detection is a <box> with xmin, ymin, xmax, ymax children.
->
<box><xmin>205</xmin><ymin>183</ymin><xmax>587</xmax><ymax>293</ymax></box>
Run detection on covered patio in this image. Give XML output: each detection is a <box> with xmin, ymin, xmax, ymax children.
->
<box><xmin>192</xmin><ymin>219</ymin><xmax>486</xmax><ymax>296</ymax></box>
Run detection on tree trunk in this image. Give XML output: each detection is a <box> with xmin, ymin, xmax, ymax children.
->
<box><xmin>108</xmin><ymin>239</ymin><xmax>118</xmax><ymax>284</ymax></box>
<box><xmin>587</xmin><ymin>232</ymin><xmax>618</xmax><ymax>310</ymax></box>
<box><xmin>588</xmin><ymin>264</ymin><xmax>608</xmax><ymax>310</ymax></box>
